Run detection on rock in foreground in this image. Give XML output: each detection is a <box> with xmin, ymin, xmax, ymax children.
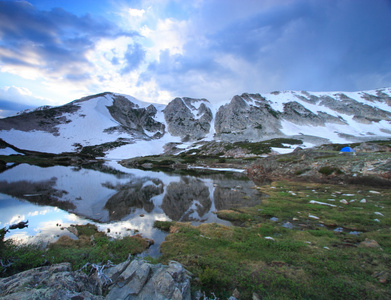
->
<box><xmin>0</xmin><ymin>258</ymin><xmax>191</xmax><ymax>300</ymax></box>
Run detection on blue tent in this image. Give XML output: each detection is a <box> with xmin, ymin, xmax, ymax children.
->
<box><xmin>340</xmin><ymin>146</ymin><xmax>355</xmax><ymax>153</ymax></box>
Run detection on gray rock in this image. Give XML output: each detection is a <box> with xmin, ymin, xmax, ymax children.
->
<box><xmin>107</xmin><ymin>259</ymin><xmax>191</xmax><ymax>300</ymax></box>
<box><xmin>319</xmin><ymin>94</ymin><xmax>391</xmax><ymax>120</ymax></box>
<box><xmin>106</xmin><ymin>259</ymin><xmax>151</xmax><ymax>299</ymax></box>
<box><xmin>0</xmin><ymin>263</ymin><xmax>103</xmax><ymax>300</ymax></box>
<box><xmin>283</xmin><ymin>101</ymin><xmax>324</xmax><ymax>126</ymax></box>
<box><xmin>163</xmin><ymin>97</ymin><xmax>213</xmax><ymax>141</ymax></box>
<box><xmin>107</xmin><ymin>94</ymin><xmax>165</xmax><ymax>138</ymax></box>
<box><xmin>215</xmin><ymin>94</ymin><xmax>282</xmax><ymax>141</ymax></box>
<box><xmin>0</xmin><ymin>259</ymin><xmax>192</xmax><ymax>300</ymax></box>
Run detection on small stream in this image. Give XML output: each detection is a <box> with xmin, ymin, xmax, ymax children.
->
<box><xmin>0</xmin><ymin>161</ymin><xmax>264</xmax><ymax>257</ymax></box>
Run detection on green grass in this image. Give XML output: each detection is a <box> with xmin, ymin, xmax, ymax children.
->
<box><xmin>157</xmin><ymin>181</ymin><xmax>391</xmax><ymax>299</ymax></box>
<box><xmin>0</xmin><ymin>224</ymin><xmax>151</xmax><ymax>277</ymax></box>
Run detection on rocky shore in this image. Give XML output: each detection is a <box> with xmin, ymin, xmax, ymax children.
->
<box><xmin>0</xmin><ymin>258</ymin><xmax>191</xmax><ymax>300</ymax></box>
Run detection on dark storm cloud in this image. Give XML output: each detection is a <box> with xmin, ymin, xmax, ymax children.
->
<box><xmin>145</xmin><ymin>0</ymin><xmax>391</xmax><ymax>96</ymax></box>
<box><xmin>0</xmin><ymin>99</ymin><xmax>35</xmax><ymax>117</ymax></box>
<box><xmin>0</xmin><ymin>1</ymin><xmax>139</xmax><ymax>77</ymax></box>
<box><xmin>0</xmin><ymin>99</ymin><xmax>34</xmax><ymax>111</ymax></box>
<box><xmin>120</xmin><ymin>43</ymin><xmax>146</xmax><ymax>74</ymax></box>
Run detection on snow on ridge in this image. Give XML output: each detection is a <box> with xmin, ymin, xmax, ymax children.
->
<box><xmin>1</xmin><ymin>88</ymin><xmax>390</xmax><ymax>158</ymax></box>
<box><xmin>112</xmin><ymin>92</ymin><xmax>159</xmax><ymax>109</ymax></box>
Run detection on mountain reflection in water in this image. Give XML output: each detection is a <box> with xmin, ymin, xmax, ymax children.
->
<box><xmin>0</xmin><ymin>162</ymin><xmax>264</xmax><ymax>256</ymax></box>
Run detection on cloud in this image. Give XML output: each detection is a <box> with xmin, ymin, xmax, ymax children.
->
<box><xmin>137</xmin><ymin>0</ymin><xmax>391</xmax><ymax>101</ymax></box>
<box><xmin>0</xmin><ymin>86</ymin><xmax>50</xmax><ymax>117</ymax></box>
<box><xmin>0</xmin><ymin>1</ymin><xmax>138</xmax><ymax>83</ymax></box>
<box><xmin>120</xmin><ymin>43</ymin><xmax>146</xmax><ymax>74</ymax></box>
<box><xmin>1</xmin><ymin>0</ymin><xmax>390</xmax><ymax>107</ymax></box>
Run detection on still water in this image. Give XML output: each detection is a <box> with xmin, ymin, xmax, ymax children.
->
<box><xmin>0</xmin><ymin>161</ymin><xmax>263</xmax><ymax>257</ymax></box>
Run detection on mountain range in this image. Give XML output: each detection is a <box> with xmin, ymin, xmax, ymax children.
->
<box><xmin>0</xmin><ymin>88</ymin><xmax>390</xmax><ymax>159</ymax></box>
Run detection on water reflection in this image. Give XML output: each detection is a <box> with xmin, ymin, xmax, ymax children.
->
<box><xmin>104</xmin><ymin>178</ymin><xmax>163</xmax><ymax>220</ymax></box>
<box><xmin>0</xmin><ymin>162</ymin><xmax>263</xmax><ymax>256</ymax></box>
<box><xmin>162</xmin><ymin>177</ymin><xmax>212</xmax><ymax>222</ymax></box>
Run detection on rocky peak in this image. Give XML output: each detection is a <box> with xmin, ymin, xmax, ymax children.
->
<box><xmin>215</xmin><ymin>94</ymin><xmax>282</xmax><ymax>142</ymax></box>
<box><xmin>106</xmin><ymin>94</ymin><xmax>165</xmax><ymax>138</ymax></box>
<box><xmin>163</xmin><ymin>97</ymin><xmax>213</xmax><ymax>141</ymax></box>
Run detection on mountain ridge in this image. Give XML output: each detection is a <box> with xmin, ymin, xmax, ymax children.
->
<box><xmin>0</xmin><ymin>88</ymin><xmax>390</xmax><ymax>159</ymax></box>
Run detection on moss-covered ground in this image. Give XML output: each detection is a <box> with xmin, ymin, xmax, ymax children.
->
<box><xmin>0</xmin><ymin>224</ymin><xmax>151</xmax><ymax>277</ymax></box>
<box><xmin>156</xmin><ymin>181</ymin><xmax>391</xmax><ymax>299</ymax></box>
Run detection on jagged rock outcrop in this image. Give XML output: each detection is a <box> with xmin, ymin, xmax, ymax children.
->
<box><xmin>282</xmin><ymin>101</ymin><xmax>347</xmax><ymax>126</ymax></box>
<box><xmin>0</xmin><ymin>102</ymin><xmax>79</xmax><ymax>136</ymax></box>
<box><xmin>105</xmin><ymin>259</ymin><xmax>191</xmax><ymax>300</ymax></box>
<box><xmin>106</xmin><ymin>94</ymin><xmax>165</xmax><ymax>138</ymax></box>
<box><xmin>319</xmin><ymin>94</ymin><xmax>391</xmax><ymax>121</ymax></box>
<box><xmin>0</xmin><ymin>259</ymin><xmax>192</xmax><ymax>300</ymax></box>
<box><xmin>361</xmin><ymin>90</ymin><xmax>391</xmax><ymax>105</ymax></box>
<box><xmin>215</xmin><ymin>94</ymin><xmax>282</xmax><ymax>141</ymax></box>
<box><xmin>163</xmin><ymin>97</ymin><xmax>213</xmax><ymax>141</ymax></box>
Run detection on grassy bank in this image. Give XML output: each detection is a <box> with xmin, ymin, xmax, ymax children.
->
<box><xmin>156</xmin><ymin>181</ymin><xmax>391</xmax><ymax>299</ymax></box>
<box><xmin>1</xmin><ymin>182</ymin><xmax>390</xmax><ymax>299</ymax></box>
<box><xmin>0</xmin><ymin>224</ymin><xmax>152</xmax><ymax>277</ymax></box>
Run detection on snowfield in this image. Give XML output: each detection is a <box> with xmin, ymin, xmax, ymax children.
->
<box><xmin>0</xmin><ymin>88</ymin><xmax>390</xmax><ymax>159</ymax></box>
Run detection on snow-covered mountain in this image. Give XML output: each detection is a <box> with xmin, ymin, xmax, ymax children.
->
<box><xmin>0</xmin><ymin>88</ymin><xmax>390</xmax><ymax>159</ymax></box>
<box><xmin>215</xmin><ymin>88</ymin><xmax>391</xmax><ymax>144</ymax></box>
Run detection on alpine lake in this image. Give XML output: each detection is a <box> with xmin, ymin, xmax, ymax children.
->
<box><xmin>1</xmin><ymin>149</ymin><xmax>390</xmax><ymax>299</ymax></box>
<box><xmin>0</xmin><ymin>160</ymin><xmax>262</xmax><ymax>257</ymax></box>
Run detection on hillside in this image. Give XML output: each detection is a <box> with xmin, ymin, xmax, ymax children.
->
<box><xmin>0</xmin><ymin>88</ymin><xmax>390</xmax><ymax>159</ymax></box>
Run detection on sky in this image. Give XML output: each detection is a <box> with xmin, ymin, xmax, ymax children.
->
<box><xmin>0</xmin><ymin>0</ymin><xmax>391</xmax><ymax>117</ymax></box>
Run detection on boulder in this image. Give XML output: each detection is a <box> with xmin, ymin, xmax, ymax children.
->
<box><xmin>0</xmin><ymin>259</ymin><xmax>192</xmax><ymax>300</ymax></box>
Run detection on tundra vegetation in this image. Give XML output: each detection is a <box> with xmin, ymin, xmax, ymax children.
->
<box><xmin>1</xmin><ymin>139</ymin><xmax>390</xmax><ymax>299</ymax></box>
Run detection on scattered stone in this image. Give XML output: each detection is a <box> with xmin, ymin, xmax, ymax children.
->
<box><xmin>282</xmin><ymin>222</ymin><xmax>294</xmax><ymax>229</ymax></box>
<box><xmin>270</xmin><ymin>217</ymin><xmax>279</xmax><ymax>222</ymax></box>
<box><xmin>292</xmin><ymin>217</ymin><xmax>299</xmax><ymax>221</ymax></box>
<box><xmin>349</xmin><ymin>200</ymin><xmax>355</xmax><ymax>203</ymax></box>
<box><xmin>264</xmin><ymin>236</ymin><xmax>275</xmax><ymax>241</ymax></box>
<box><xmin>339</xmin><ymin>199</ymin><xmax>349</xmax><ymax>205</ymax></box>
<box><xmin>334</xmin><ymin>227</ymin><xmax>344</xmax><ymax>233</ymax></box>
<box><xmin>308</xmin><ymin>214</ymin><xmax>320</xmax><ymax>220</ymax></box>
<box><xmin>369</xmin><ymin>190</ymin><xmax>381</xmax><ymax>194</ymax></box>
<box><xmin>359</xmin><ymin>238</ymin><xmax>383</xmax><ymax>250</ymax></box>
<box><xmin>374</xmin><ymin>219</ymin><xmax>380</xmax><ymax>222</ymax></box>
<box><xmin>323</xmin><ymin>246</ymin><xmax>330</xmax><ymax>250</ymax></box>
<box><xmin>360</xmin><ymin>198</ymin><xmax>367</xmax><ymax>203</ymax></box>
<box><xmin>374</xmin><ymin>212</ymin><xmax>384</xmax><ymax>216</ymax></box>
<box><xmin>310</xmin><ymin>200</ymin><xmax>337</xmax><ymax>207</ymax></box>
<box><xmin>372</xmin><ymin>271</ymin><xmax>389</xmax><ymax>283</ymax></box>
<box><xmin>349</xmin><ymin>231</ymin><xmax>361</xmax><ymax>236</ymax></box>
